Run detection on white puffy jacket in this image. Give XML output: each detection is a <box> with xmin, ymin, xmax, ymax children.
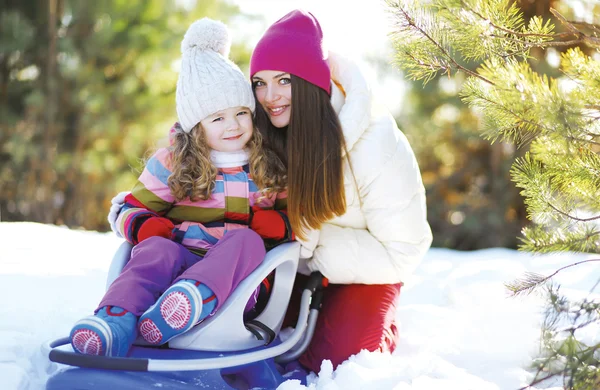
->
<box><xmin>108</xmin><ymin>52</ymin><xmax>432</xmax><ymax>285</ymax></box>
<box><xmin>296</xmin><ymin>52</ymin><xmax>432</xmax><ymax>285</ymax></box>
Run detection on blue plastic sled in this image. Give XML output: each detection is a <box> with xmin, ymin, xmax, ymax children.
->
<box><xmin>44</xmin><ymin>241</ymin><xmax>325</xmax><ymax>390</ymax></box>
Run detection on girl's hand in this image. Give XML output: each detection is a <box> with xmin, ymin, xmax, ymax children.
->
<box><xmin>137</xmin><ymin>217</ymin><xmax>175</xmax><ymax>244</ymax></box>
<box><xmin>249</xmin><ymin>206</ymin><xmax>294</xmax><ymax>241</ymax></box>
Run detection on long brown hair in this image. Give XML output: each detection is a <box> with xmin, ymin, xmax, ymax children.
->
<box><xmin>168</xmin><ymin>123</ymin><xmax>287</xmax><ymax>202</ymax></box>
<box><xmin>254</xmin><ymin>75</ymin><xmax>347</xmax><ymax>239</ymax></box>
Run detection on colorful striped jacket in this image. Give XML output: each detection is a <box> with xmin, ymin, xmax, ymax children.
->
<box><xmin>115</xmin><ymin>147</ymin><xmax>287</xmax><ymax>256</ymax></box>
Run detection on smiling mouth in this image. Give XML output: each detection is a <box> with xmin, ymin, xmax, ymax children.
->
<box><xmin>267</xmin><ymin>105</ymin><xmax>289</xmax><ymax>116</ymax></box>
<box><xmin>223</xmin><ymin>134</ymin><xmax>243</xmax><ymax>140</ymax></box>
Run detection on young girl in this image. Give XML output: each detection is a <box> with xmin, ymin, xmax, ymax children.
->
<box><xmin>69</xmin><ymin>18</ymin><xmax>290</xmax><ymax>357</ymax></box>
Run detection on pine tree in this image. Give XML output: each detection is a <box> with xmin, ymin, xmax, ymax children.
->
<box><xmin>386</xmin><ymin>0</ymin><xmax>600</xmax><ymax>388</ymax></box>
<box><xmin>0</xmin><ymin>0</ymin><xmax>247</xmax><ymax>229</ymax></box>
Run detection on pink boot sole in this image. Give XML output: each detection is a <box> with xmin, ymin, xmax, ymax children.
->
<box><xmin>139</xmin><ymin>289</ymin><xmax>197</xmax><ymax>345</ymax></box>
<box><xmin>161</xmin><ymin>290</ymin><xmax>192</xmax><ymax>329</ymax></box>
<box><xmin>72</xmin><ymin>328</ymin><xmax>103</xmax><ymax>355</ymax></box>
<box><xmin>138</xmin><ymin>318</ymin><xmax>162</xmax><ymax>344</ymax></box>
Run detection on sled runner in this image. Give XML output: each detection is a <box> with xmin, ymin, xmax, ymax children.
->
<box><xmin>44</xmin><ymin>241</ymin><xmax>326</xmax><ymax>390</ymax></box>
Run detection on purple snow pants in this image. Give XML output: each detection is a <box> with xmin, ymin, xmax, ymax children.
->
<box><xmin>98</xmin><ymin>229</ymin><xmax>265</xmax><ymax>316</ymax></box>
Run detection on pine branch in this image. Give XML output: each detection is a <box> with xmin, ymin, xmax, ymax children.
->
<box><xmin>388</xmin><ymin>1</ymin><xmax>495</xmax><ymax>85</ymax></box>
<box><xmin>569</xmin><ymin>20</ymin><xmax>600</xmax><ymax>35</ymax></box>
<box><xmin>505</xmin><ymin>271</ymin><xmax>547</xmax><ymax>296</ymax></box>
<box><xmin>539</xmin><ymin>39</ymin><xmax>599</xmax><ymax>48</ymax></box>
<box><xmin>487</xmin><ymin>32</ymin><xmax>551</xmax><ymax>43</ymax></box>
<box><xmin>454</xmin><ymin>5</ymin><xmax>600</xmax><ymax>49</ymax></box>
<box><xmin>520</xmin><ymin>229</ymin><xmax>600</xmax><ymax>253</ymax></box>
<box><xmin>566</xmin><ymin>135</ymin><xmax>600</xmax><ymax>147</ymax></box>
<box><xmin>550</xmin><ymin>8</ymin><xmax>600</xmax><ymax>48</ymax></box>
<box><xmin>517</xmin><ymin>372</ymin><xmax>559</xmax><ymax>390</ymax></box>
<box><xmin>589</xmin><ymin>278</ymin><xmax>600</xmax><ymax>297</ymax></box>
<box><xmin>493</xmin><ymin>33</ymin><xmax>585</xmax><ymax>48</ymax></box>
<box><xmin>464</xmin><ymin>88</ymin><xmax>551</xmax><ymax>143</ymax></box>
<box><xmin>387</xmin><ymin>2</ymin><xmax>600</xmax><ymax>388</ymax></box>
<box><xmin>507</xmin><ymin>259</ymin><xmax>600</xmax><ymax>297</ymax></box>
<box><xmin>546</xmin><ymin>202</ymin><xmax>600</xmax><ymax>222</ymax></box>
<box><xmin>557</xmin><ymin>317</ymin><xmax>600</xmax><ymax>335</ymax></box>
<box><xmin>397</xmin><ymin>7</ymin><xmax>465</xmax><ymax>76</ymax></box>
<box><xmin>459</xmin><ymin>0</ymin><xmax>557</xmax><ymax>39</ymax></box>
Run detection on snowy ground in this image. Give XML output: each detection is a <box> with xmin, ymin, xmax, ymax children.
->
<box><xmin>1</xmin><ymin>222</ymin><xmax>598</xmax><ymax>390</ymax></box>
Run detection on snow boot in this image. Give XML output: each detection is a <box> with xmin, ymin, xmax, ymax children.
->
<box><xmin>70</xmin><ymin>306</ymin><xmax>137</xmax><ymax>357</ymax></box>
<box><xmin>138</xmin><ymin>279</ymin><xmax>216</xmax><ymax>345</ymax></box>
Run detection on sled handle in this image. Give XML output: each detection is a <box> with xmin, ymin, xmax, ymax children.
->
<box><xmin>47</xmin><ymin>338</ymin><xmax>149</xmax><ymax>371</ymax></box>
<box><xmin>45</xmin><ymin>288</ymin><xmax>314</xmax><ymax>371</ymax></box>
<box><xmin>275</xmin><ymin>271</ymin><xmax>327</xmax><ymax>364</ymax></box>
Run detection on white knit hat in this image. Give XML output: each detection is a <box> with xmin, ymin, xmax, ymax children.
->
<box><xmin>176</xmin><ymin>18</ymin><xmax>255</xmax><ymax>133</ymax></box>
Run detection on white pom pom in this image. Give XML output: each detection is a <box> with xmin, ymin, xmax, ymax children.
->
<box><xmin>181</xmin><ymin>18</ymin><xmax>231</xmax><ymax>57</ymax></box>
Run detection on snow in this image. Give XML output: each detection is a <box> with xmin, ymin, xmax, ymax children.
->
<box><xmin>1</xmin><ymin>222</ymin><xmax>598</xmax><ymax>390</ymax></box>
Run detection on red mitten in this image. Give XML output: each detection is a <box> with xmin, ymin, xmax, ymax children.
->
<box><xmin>250</xmin><ymin>206</ymin><xmax>293</xmax><ymax>241</ymax></box>
<box><xmin>136</xmin><ymin>217</ymin><xmax>175</xmax><ymax>244</ymax></box>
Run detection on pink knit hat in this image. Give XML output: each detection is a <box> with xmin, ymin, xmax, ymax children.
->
<box><xmin>250</xmin><ymin>9</ymin><xmax>331</xmax><ymax>94</ymax></box>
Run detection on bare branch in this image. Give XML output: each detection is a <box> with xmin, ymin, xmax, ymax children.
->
<box><xmin>539</xmin><ymin>258</ymin><xmax>600</xmax><ymax>282</ymax></box>
<box><xmin>569</xmin><ymin>20</ymin><xmax>600</xmax><ymax>35</ymax></box>
<box><xmin>550</xmin><ymin>8</ymin><xmax>600</xmax><ymax>47</ymax></box>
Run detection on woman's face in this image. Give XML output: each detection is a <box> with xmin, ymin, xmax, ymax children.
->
<box><xmin>199</xmin><ymin>106</ymin><xmax>253</xmax><ymax>152</ymax></box>
<box><xmin>252</xmin><ymin>70</ymin><xmax>292</xmax><ymax>128</ymax></box>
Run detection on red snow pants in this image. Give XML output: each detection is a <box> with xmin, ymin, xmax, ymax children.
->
<box><xmin>282</xmin><ymin>273</ymin><xmax>402</xmax><ymax>372</ymax></box>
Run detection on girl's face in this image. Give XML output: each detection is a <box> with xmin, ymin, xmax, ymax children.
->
<box><xmin>252</xmin><ymin>70</ymin><xmax>292</xmax><ymax>128</ymax></box>
<box><xmin>200</xmin><ymin>106</ymin><xmax>253</xmax><ymax>152</ymax></box>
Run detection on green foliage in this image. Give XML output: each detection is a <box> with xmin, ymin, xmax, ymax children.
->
<box><xmin>0</xmin><ymin>10</ymin><xmax>35</xmax><ymax>53</ymax></box>
<box><xmin>0</xmin><ymin>0</ymin><xmax>249</xmax><ymax>229</ymax></box>
<box><xmin>388</xmin><ymin>0</ymin><xmax>554</xmax><ymax>83</ymax></box>
<box><xmin>391</xmin><ymin>0</ymin><xmax>532</xmax><ymax>250</ymax></box>
<box><xmin>388</xmin><ymin>0</ymin><xmax>600</xmax><ymax>387</ymax></box>
<box><xmin>529</xmin><ymin>284</ymin><xmax>600</xmax><ymax>389</ymax></box>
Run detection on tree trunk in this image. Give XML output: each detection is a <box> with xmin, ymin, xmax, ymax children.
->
<box><xmin>39</xmin><ymin>0</ymin><xmax>59</xmax><ymax>223</ymax></box>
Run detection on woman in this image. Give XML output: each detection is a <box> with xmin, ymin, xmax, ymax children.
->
<box><xmin>249</xmin><ymin>9</ymin><xmax>432</xmax><ymax>372</ymax></box>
